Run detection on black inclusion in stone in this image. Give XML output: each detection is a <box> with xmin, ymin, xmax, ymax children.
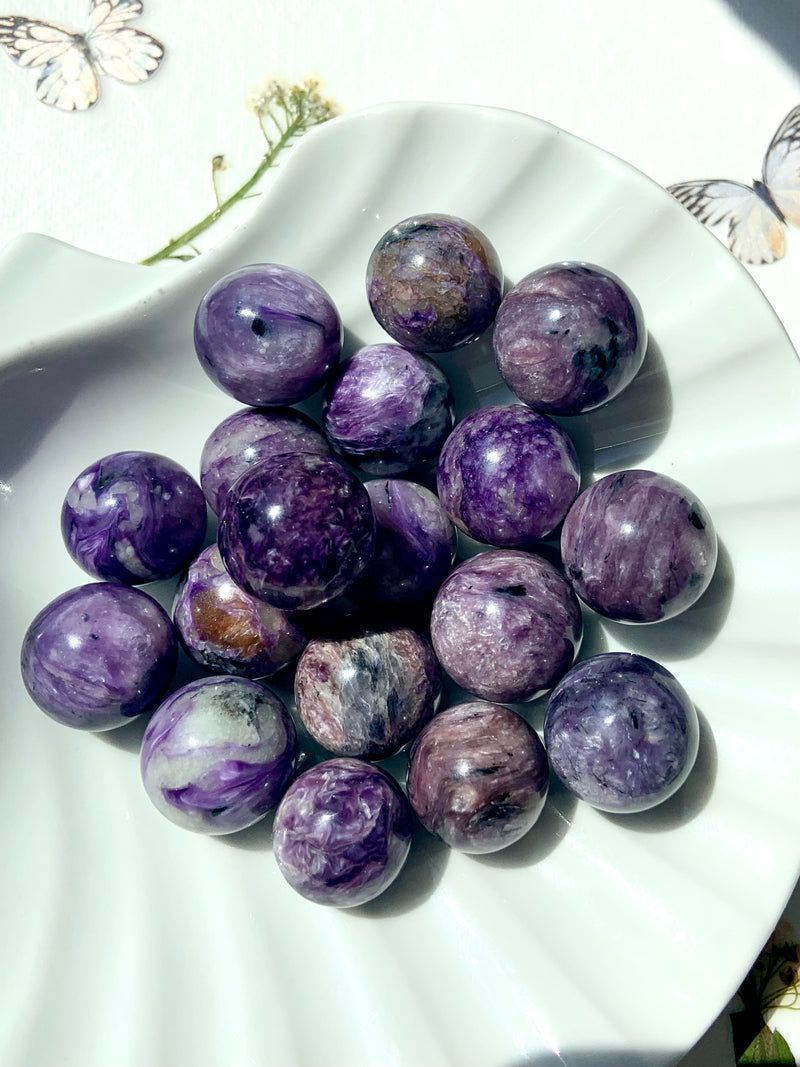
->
<box><xmin>689</xmin><ymin>508</ymin><xmax>706</xmax><ymax>530</ymax></box>
<box><xmin>495</xmin><ymin>584</ymin><xmax>527</xmax><ymax>597</ymax></box>
<box><xmin>573</xmin><ymin>344</ymin><xmax>609</xmax><ymax>383</ymax></box>
<box><xmin>251</xmin><ymin>317</ymin><xmax>267</xmax><ymax>337</ymax></box>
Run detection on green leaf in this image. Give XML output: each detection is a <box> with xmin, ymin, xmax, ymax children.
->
<box><xmin>738</xmin><ymin>1024</ymin><xmax>796</xmax><ymax>1065</ymax></box>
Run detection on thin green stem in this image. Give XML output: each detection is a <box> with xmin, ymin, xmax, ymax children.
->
<box><xmin>139</xmin><ymin>113</ymin><xmax>307</xmax><ymax>266</ymax></box>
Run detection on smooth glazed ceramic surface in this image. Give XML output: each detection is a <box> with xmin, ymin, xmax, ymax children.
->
<box><xmin>1</xmin><ymin>103</ymin><xmax>799</xmax><ymax>1067</ymax></box>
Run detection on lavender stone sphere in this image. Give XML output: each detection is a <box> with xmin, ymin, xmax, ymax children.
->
<box><xmin>200</xmin><ymin>407</ymin><xmax>329</xmax><ymax>515</ymax></box>
<box><xmin>194</xmin><ymin>263</ymin><xmax>342</xmax><ymax>406</ymax></box>
<box><xmin>61</xmin><ymin>451</ymin><xmax>207</xmax><ymax>585</ymax></box>
<box><xmin>218</xmin><ymin>452</ymin><xmax>376</xmax><ymax>611</ymax></box>
<box><xmin>560</xmin><ymin>469</ymin><xmax>718</xmax><ymax>623</ymax></box>
<box><xmin>544</xmin><ymin>653</ymin><xmax>699</xmax><ymax>812</ymax></box>
<box><xmin>493</xmin><ymin>263</ymin><xmax>646</xmax><ymax>415</ymax></box>
<box><xmin>173</xmin><ymin>545</ymin><xmax>307</xmax><ymax>678</ymax></box>
<box><xmin>294</xmin><ymin>626</ymin><xmax>441</xmax><ymax>760</ymax></box>
<box><xmin>20</xmin><ymin>583</ymin><xmax>177</xmax><ymax>730</ymax></box>
<box><xmin>273</xmin><ymin>758</ymin><xmax>413</xmax><ymax>907</ymax></box>
<box><xmin>436</xmin><ymin>404</ymin><xmax>581</xmax><ymax>547</ymax></box>
<box><xmin>366</xmin><ymin>213</ymin><xmax>502</xmax><ymax>352</ymax></box>
<box><xmin>431</xmin><ymin>550</ymin><xmax>582</xmax><ymax>703</ymax></box>
<box><xmin>348</xmin><ymin>479</ymin><xmax>457</xmax><ymax>606</ymax></box>
<box><xmin>407</xmin><ymin>701</ymin><xmax>549</xmax><ymax>853</ymax></box>
<box><xmin>323</xmin><ymin>344</ymin><xmax>454</xmax><ymax>475</ymax></box>
<box><xmin>140</xmin><ymin>676</ymin><xmax>298</xmax><ymax>834</ymax></box>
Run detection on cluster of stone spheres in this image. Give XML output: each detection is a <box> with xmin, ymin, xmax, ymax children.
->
<box><xmin>20</xmin><ymin>213</ymin><xmax>716</xmax><ymax>907</ymax></box>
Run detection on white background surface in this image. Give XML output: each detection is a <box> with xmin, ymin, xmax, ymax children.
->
<box><xmin>0</xmin><ymin>1</ymin><xmax>798</xmax><ymax>1063</ymax></box>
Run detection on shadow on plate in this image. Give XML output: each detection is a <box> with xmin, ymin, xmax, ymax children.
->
<box><xmin>602</xmin><ymin>538</ymin><xmax>734</xmax><ymax>660</ymax></box>
<box><xmin>502</xmin><ymin>1050</ymin><xmax>684</xmax><ymax>1067</ymax></box>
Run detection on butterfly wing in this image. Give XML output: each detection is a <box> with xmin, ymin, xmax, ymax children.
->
<box><xmin>668</xmin><ymin>179</ymin><xmax>786</xmax><ymax>265</ymax></box>
<box><xmin>0</xmin><ymin>16</ymin><xmax>99</xmax><ymax>110</ymax></box>
<box><xmin>85</xmin><ymin>0</ymin><xmax>164</xmax><ymax>84</ymax></box>
<box><xmin>762</xmin><ymin>103</ymin><xmax>800</xmax><ymax>227</ymax></box>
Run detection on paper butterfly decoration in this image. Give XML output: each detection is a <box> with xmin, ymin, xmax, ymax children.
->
<box><xmin>668</xmin><ymin>104</ymin><xmax>800</xmax><ymax>265</ymax></box>
<box><xmin>0</xmin><ymin>0</ymin><xmax>163</xmax><ymax>111</ymax></box>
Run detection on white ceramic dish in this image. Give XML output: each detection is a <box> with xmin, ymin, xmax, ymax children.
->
<box><xmin>1</xmin><ymin>102</ymin><xmax>799</xmax><ymax>1067</ymax></box>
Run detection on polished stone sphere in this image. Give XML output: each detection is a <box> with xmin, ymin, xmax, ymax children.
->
<box><xmin>323</xmin><ymin>343</ymin><xmax>453</xmax><ymax>474</ymax></box>
<box><xmin>437</xmin><ymin>404</ymin><xmax>580</xmax><ymax>547</ymax></box>
<box><xmin>61</xmin><ymin>450</ymin><xmax>207</xmax><ymax>585</ymax></box>
<box><xmin>273</xmin><ymin>758</ymin><xmax>413</xmax><ymax>907</ymax></box>
<box><xmin>20</xmin><ymin>583</ymin><xmax>177</xmax><ymax>730</ymax></box>
<box><xmin>218</xmin><ymin>452</ymin><xmax>376</xmax><ymax>611</ymax></box>
<box><xmin>430</xmin><ymin>549</ymin><xmax>582</xmax><ymax>703</ymax></box>
<box><xmin>140</xmin><ymin>676</ymin><xmax>299</xmax><ymax>834</ymax></box>
<box><xmin>493</xmin><ymin>262</ymin><xmax>646</xmax><ymax>415</ymax></box>
<box><xmin>194</xmin><ymin>263</ymin><xmax>342</xmax><ymax>406</ymax></box>
<box><xmin>544</xmin><ymin>652</ymin><xmax>699</xmax><ymax>812</ymax></box>
<box><xmin>366</xmin><ymin>213</ymin><xmax>502</xmax><ymax>352</ymax></box>
<box><xmin>560</xmin><ymin>469</ymin><xmax>717</xmax><ymax>622</ymax></box>
<box><xmin>407</xmin><ymin>701</ymin><xmax>550</xmax><ymax>853</ymax></box>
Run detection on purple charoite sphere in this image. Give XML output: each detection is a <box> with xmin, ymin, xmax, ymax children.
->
<box><xmin>348</xmin><ymin>479</ymin><xmax>457</xmax><ymax>606</ymax></box>
<box><xmin>61</xmin><ymin>451</ymin><xmax>207</xmax><ymax>584</ymax></box>
<box><xmin>173</xmin><ymin>545</ymin><xmax>307</xmax><ymax>678</ymax></box>
<box><xmin>544</xmin><ymin>653</ymin><xmax>699</xmax><ymax>812</ymax></box>
<box><xmin>294</xmin><ymin>626</ymin><xmax>441</xmax><ymax>760</ymax></box>
<box><xmin>323</xmin><ymin>344</ymin><xmax>454</xmax><ymax>475</ymax></box>
<box><xmin>366</xmin><ymin>213</ymin><xmax>502</xmax><ymax>352</ymax></box>
<box><xmin>200</xmin><ymin>406</ymin><xmax>329</xmax><ymax>515</ymax></box>
<box><xmin>218</xmin><ymin>452</ymin><xmax>376</xmax><ymax>611</ymax></box>
<box><xmin>140</xmin><ymin>676</ymin><xmax>299</xmax><ymax>834</ymax></box>
<box><xmin>560</xmin><ymin>469</ymin><xmax>718</xmax><ymax>623</ymax></box>
<box><xmin>407</xmin><ymin>701</ymin><xmax>549</xmax><ymax>853</ymax></box>
<box><xmin>437</xmin><ymin>404</ymin><xmax>581</xmax><ymax>547</ymax></box>
<box><xmin>431</xmin><ymin>549</ymin><xmax>582</xmax><ymax>703</ymax></box>
<box><xmin>20</xmin><ymin>583</ymin><xmax>177</xmax><ymax>730</ymax></box>
<box><xmin>273</xmin><ymin>758</ymin><xmax>413</xmax><ymax>907</ymax></box>
<box><xmin>493</xmin><ymin>263</ymin><xmax>646</xmax><ymax>415</ymax></box>
<box><xmin>194</xmin><ymin>263</ymin><xmax>342</xmax><ymax>406</ymax></box>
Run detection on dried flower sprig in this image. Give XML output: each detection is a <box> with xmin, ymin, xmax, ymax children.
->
<box><xmin>140</xmin><ymin>75</ymin><xmax>338</xmax><ymax>265</ymax></box>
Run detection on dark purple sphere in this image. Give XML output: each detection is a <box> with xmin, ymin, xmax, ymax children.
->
<box><xmin>173</xmin><ymin>545</ymin><xmax>307</xmax><ymax>678</ymax></box>
<box><xmin>436</xmin><ymin>404</ymin><xmax>580</xmax><ymax>547</ymax></box>
<box><xmin>560</xmin><ymin>469</ymin><xmax>718</xmax><ymax>623</ymax></box>
<box><xmin>544</xmin><ymin>653</ymin><xmax>699</xmax><ymax>812</ymax></box>
<box><xmin>61</xmin><ymin>451</ymin><xmax>207</xmax><ymax>585</ymax></box>
<box><xmin>430</xmin><ymin>550</ymin><xmax>582</xmax><ymax>703</ymax></box>
<box><xmin>140</xmin><ymin>676</ymin><xmax>299</xmax><ymax>834</ymax></box>
<box><xmin>323</xmin><ymin>344</ymin><xmax>454</xmax><ymax>474</ymax></box>
<box><xmin>366</xmin><ymin>213</ymin><xmax>502</xmax><ymax>352</ymax></box>
<box><xmin>407</xmin><ymin>701</ymin><xmax>549</xmax><ymax>853</ymax></box>
<box><xmin>294</xmin><ymin>626</ymin><xmax>441</xmax><ymax>760</ymax></box>
<box><xmin>273</xmin><ymin>758</ymin><xmax>414</xmax><ymax>907</ymax></box>
<box><xmin>200</xmin><ymin>406</ymin><xmax>330</xmax><ymax>515</ymax></box>
<box><xmin>348</xmin><ymin>479</ymin><xmax>457</xmax><ymax>606</ymax></box>
<box><xmin>194</xmin><ymin>263</ymin><xmax>342</xmax><ymax>406</ymax></box>
<box><xmin>20</xmin><ymin>583</ymin><xmax>177</xmax><ymax>730</ymax></box>
<box><xmin>493</xmin><ymin>263</ymin><xmax>646</xmax><ymax>415</ymax></box>
<box><xmin>218</xmin><ymin>452</ymin><xmax>376</xmax><ymax>611</ymax></box>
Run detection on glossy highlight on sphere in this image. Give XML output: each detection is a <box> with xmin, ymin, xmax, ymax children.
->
<box><xmin>20</xmin><ymin>583</ymin><xmax>177</xmax><ymax>730</ymax></box>
<box><xmin>560</xmin><ymin>469</ymin><xmax>718</xmax><ymax>622</ymax></box>
<box><xmin>348</xmin><ymin>479</ymin><xmax>457</xmax><ymax>606</ymax></box>
<box><xmin>61</xmin><ymin>450</ymin><xmax>207</xmax><ymax>584</ymax></box>
<box><xmin>544</xmin><ymin>653</ymin><xmax>699</xmax><ymax>812</ymax></box>
<box><xmin>366</xmin><ymin>213</ymin><xmax>503</xmax><ymax>352</ymax></box>
<box><xmin>140</xmin><ymin>676</ymin><xmax>299</xmax><ymax>834</ymax></box>
<box><xmin>294</xmin><ymin>626</ymin><xmax>441</xmax><ymax>760</ymax></box>
<box><xmin>323</xmin><ymin>344</ymin><xmax>454</xmax><ymax>474</ymax></box>
<box><xmin>194</xmin><ymin>263</ymin><xmax>342</xmax><ymax>406</ymax></box>
<box><xmin>436</xmin><ymin>404</ymin><xmax>580</xmax><ymax>547</ymax></box>
<box><xmin>200</xmin><ymin>406</ymin><xmax>329</xmax><ymax>515</ymax></box>
<box><xmin>493</xmin><ymin>262</ymin><xmax>646</xmax><ymax>415</ymax></box>
<box><xmin>431</xmin><ymin>550</ymin><xmax>583</xmax><ymax>703</ymax></box>
<box><xmin>273</xmin><ymin>758</ymin><xmax>413</xmax><ymax>907</ymax></box>
<box><xmin>173</xmin><ymin>545</ymin><xmax>307</xmax><ymax>678</ymax></box>
<box><xmin>218</xmin><ymin>452</ymin><xmax>376</xmax><ymax>611</ymax></box>
<box><xmin>407</xmin><ymin>701</ymin><xmax>549</xmax><ymax>853</ymax></box>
